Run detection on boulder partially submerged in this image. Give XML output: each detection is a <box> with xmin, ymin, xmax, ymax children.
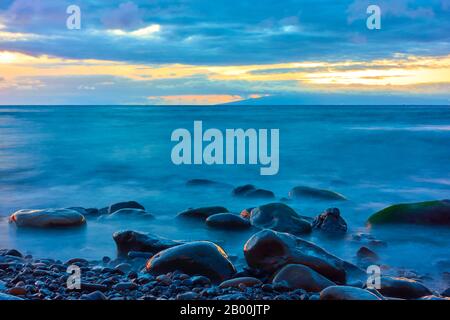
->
<box><xmin>312</xmin><ymin>208</ymin><xmax>347</xmax><ymax>234</ymax></box>
<box><xmin>232</xmin><ymin>184</ymin><xmax>275</xmax><ymax>199</ymax></box>
<box><xmin>289</xmin><ymin>186</ymin><xmax>347</xmax><ymax>201</ymax></box>
<box><xmin>247</xmin><ymin>203</ymin><xmax>312</xmax><ymax>235</ymax></box>
<box><xmin>244</xmin><ymin>229</ymin><xmax>364</xmax><ymax>284</ymax></box>
<box><xmin>206</xmin><ymin>213</ymin><xmax>251</xmax><ymax>230</ymax></box>
<box><xmin>177</xmin><ymin>206</ymin><xmax>229</xmax><ymax>220</ymax></box>
<box><xmin>113</xmin><ymin>230</ymin><xmax>183</xmax><ymax>257</ymax></box>
<box><xmin>9</xmin><ymin>208</ymin><xmax>86</xmax><ymax>228</ymax></box>
<box><xmin>146</xmin><ymin>241</ymin><xmax>236</xmax><ymax>283</ymax></box>
<box><xmin>108</xmin><ymin>201</ymin><xmax>145</xmax><ymax>214</ymax></box>
<box><xmin>368</xmin><ymin>200</ymin><xmax>450</xmax><ymax>226</ymax></box>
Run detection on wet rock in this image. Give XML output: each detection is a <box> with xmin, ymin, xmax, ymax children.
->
<box><xmin>177</xmin><ymin>292</ymin><xmax>199</xmax><ymax>300</ymax></box>
<box><xmin>356</xmin><ymin>247</ymin><xmax>379</xmax><ymax>264</ymax></box>
<box><xmin>0</xmin><ymin>293</ymin><xmax>23</xmax><ymax>300</ymax></box>
<box><xmin>146</xmin><ymin>241</ymin><xmax>236</xmax><ymax>283</ymax></box>
<box><xmin>368</xmin><ymin>200</ymin><xmax>450</xmax><ymax>226</ymax></box>
<box><xmin>312</xmin><ymin>208</ymin><xmax>347</xmax><ymax>234</ymax></box>
<box><xmin>8</xmin><ymin>286</ymin><xmax>27</xmax><ymax>296</ymax></box>
<box><xmin>320</xmin><ymin>286</ymin><xmax>382</xmax><ymax>300</ymax></box>
<box><xmin>186</xmin><ymin>179</ymin><xmax>231</xmax><ymax>188</ymax></box>
<box><xmin>109</xmin><ymin>201</ymin><xmax>145</xmax><ymax>214</ymax></box>
<box><xmin>103</xmin><ymin>208</ymin><xmax>154</xmax><ymax>219</ymax></box>
<box><xmin>248</xmin><ymin>203</ymin><xmax>312</xmax><ymax>235</ymax></box>
<box><xmin>113</xmin><ymin>230</ymin><xmax>183</xmax><ymax>257</ymax></box>
<box><xmin>80</xmin><ymin>291</ymin><xmax>107</xmax><ymax>300</ymax></box>
<box><xmin>177</xmin><ymin>206</ymin><xmax>229</xmax><ymax>220</ymax></box>
<box><xmin>419</xmin><ymin>295</ymin><xmax>450</xmax><ymax>300</ymax></box>
<box><xmin>289</xmin><ymin>186</ymin><xmax>347</xmax><ymax>201</ymax></box>
<box><xmin>114</xmin><ymin>263</ymin><xmax>132</xmax><ymax>273</ymax></box>
<box><xmin>244</xmin><ymin>229</ymin><xmax>365</xmax><ymax>284</ymax></box>
<box><xmin>113</xmin><ymin>282</ymin><xmax>137</xmax><ymax>291</ymax></box>
<box><xmin>232</xmin><ymin>184</ymin><xmax>275</xmax><ymax>199</ymax></box>
<box><xmin>378</xmin><ymin>277</ymin><xmax>432</xmax><ymax>299</ymax></box>
<box><xmin>272</xmin><ymin>264</ymin><xmax>336</xmax><ymax>292</ymax></box>
<box><xmin>219</xmin><ymin>277</ymin><xmax>262</xmax><ymax>289</ymax></box>
<box><xmin>206</xmin><ymin>213</ymin><xmax>251</xmax><ymax>230</ymax></box>
<box><xmin>9</xmin><ymin>208</ymin><xmax>86</xmax><ymax>228</ymax></box>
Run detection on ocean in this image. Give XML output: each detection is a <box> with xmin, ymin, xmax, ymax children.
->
<box><xmin>0</xmin><ymin>105</ymin><xmax>449</xmax><ymax>291</ymax></box>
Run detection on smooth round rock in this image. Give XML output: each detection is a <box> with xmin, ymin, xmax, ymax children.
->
<box><xmin>289</xmin><ymin>186</ymin><xmax>347</xmax><ymax>201</ymax></box>
<box><xmin>272</xmin><ymin>264</ymin><xmax>336</xmax><ymax>292</ymax></box>
<box><xmin>320</xmin><ymin>286</ymin><xmax>382</xmax><ymax>300</ymax></box>
<box><xmin>368</xmin><ymin>200</ymin><xmax>450</xmax><ymax>226</ymax></box>
<box><xmin>113</xmin><ymin>230</ymin><xmax>182</xmax><ymax>257</ymax></box>
<box><xmin>219</xmin><ymin>277</ymin><xmax>262</xmax><ymax>289</ymax></box>
<box><xmin>232</xmin><ymin>185</ymin><xmax>275</xmax><ymax>199</ymax></box>
<box><xmin>108</xmin><ymin>201</ymin><xmax>145</xmax><ymax>214</ymax></box>
<box><xmin>206</xmin><ymin>213</ymin><xmax>251</xmax><ymax>230</ymax></box>
<box><xmin>146</xmin><ymin>241</ymin><xmax>236</xmax><ymax>283</ymax></box>
<box><xmin>9</xmin><ymin>208</ymin><xmax>86</xmax><ymax>228</ymax></box>
<box><xmin>244</xmin><ymin>229</ymin><xmax>365</xmax><ymax>284</ymax></box>
<box><xmin>378</xmin><ymin>277</ymin><xmax>432</xmax><ymax>299</ymax></box>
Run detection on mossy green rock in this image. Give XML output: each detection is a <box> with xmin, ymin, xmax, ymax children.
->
<box><xmin>368</xmin><ymin>200</ymin><xmax>450</xmax><ymax>226</ymax></box>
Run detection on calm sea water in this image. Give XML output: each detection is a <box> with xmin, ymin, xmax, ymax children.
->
<box><xmin>0</xmin><ymin>105</ymin><xmax>449</xmax><ymax>290</ymax></box>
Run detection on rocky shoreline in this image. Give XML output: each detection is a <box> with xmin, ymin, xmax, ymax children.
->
<box><xmin>1</xmin><ymin>182</ymin><xmax>450</xmax><ymax>301</ymax></box>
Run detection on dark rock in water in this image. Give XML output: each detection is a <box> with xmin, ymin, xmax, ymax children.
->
<box><xmin>320</xmin><ymin>286</ymin><xmax>382</xmax><ymax>300</ymax></box>
<box><xmin>186</xmin><ymin>179</ymin><xmax>231</xmax><ymax>188</ymax></box>
<box><xmin>0</xmin><ymin>293</ymin><xmax>23</xmax><ymax>300</ymax></box>
<box><xmin>312</xmin><ymin>208</ymin><xmax>347</xmax><ymax>234</ymax></box>
<box><xmin>272</xmin><ymin>264</ymin><xmax>335</xmax><ymax>292</ymax></box>
<box><xmin>248</xmin><ymin>203</ymin><xmax>312</xmax><ymax>235</ymax></box>
<box><xmin>127</xmin><ymin>251</ymin><xmax>153</xmax><ymax>259</ymax></box>
<box><xmin>219</xmin><ymin>277</ymin><xmax>262</xmax><ymax>289</ymax></box>
<box><xmin>367</xmin><ymin>200</ymin><xmax>450</xmax><ymax>226</ymax></box>
<box><xmin>177</xmin><ymin>206</ymin><xmax>229</xmax><ymax>220</ymax></box>
<box><xmin>103</xmin><ymin>208</ymin><xmax>154</xmax><ymax>219</ymax></box>
<box><xmin>378</xmin><ymin>276</ymin><xmax>432</xmax><ymax>299</ymax></box>
<box><xmin>244</xmin><ymin>229</ymin><xmax>365</xmax><ymax>284</ymax></box>
<box><xmin>206</xmin><ymin>213</ymin><xmax>251</xmax><ymax>230</ymax></box>
<box><xmin>113</xmin><ymin>230</ymin><xmax>183</xmax><ymax>257</ymax></box>
<box><xmin>240</xmin><ymin>208</ymin><xmax>255</xmax><ymax>219</ymax></box>
<box><xmin>356</xmin><ymin>247</ymin><xmax>379</xmax><ymax>263</ymax></box>
<box><xmin>146</xmin><ymin>241</ymin><xmax>236</xmax><ymax>283</ymax></box>
<box><xmin>0</xmin><ymin>249</ymin><xmax>23</xmax><ymax>258</ymax></box>
<box><xmin>80</xmin><ymin>291</ymin><xmax>107</xmax><ymax>300</ymax></box>
<box><xmin>232</xmin><ymin>184</ymin><xmax>275</xmax><ymax>199</ymax></box>
<box><xmin>442</xmin><ymin>288</ymin><xmax>450</xmax><ymax>297</ymax></box>
<box><xmin>9</xmin><ymin>208</ymin><xmax>86</xmax><ymax>228</ymax></box>
<box><xmin>289</xmin><ymin>186</ymin><xmax>347</xmax><ymax>201</ymax></box>
<box><xmin>109</xmin><ymin>201</ymin><xmax>145</xmax><ymax>214</ymax></box>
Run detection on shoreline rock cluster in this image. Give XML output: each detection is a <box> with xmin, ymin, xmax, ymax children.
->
<box><xmin>2</xmin><ymin>182</ymin><xmax>450</xmax><ymax>301</ymax></box>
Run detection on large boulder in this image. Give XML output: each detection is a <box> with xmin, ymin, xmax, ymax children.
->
<box><xmin>9</xmin><ymin>208</ymin><xmax>86</xmax><ymax>228</ymax></box>
<box><xmin>244</xmin><ymin>229</ymin><xmax>364</xmax><ymax>284</ymax></box>
<box><xmin>206</xmin><ymin>213</ymin><xmax>251</xmax><ymax>230</ymax></box>
<box><xmin>108</xmin><ymin>201</ymin><xmax>145</xmax><ymax>214</ymax></box>
<box><xmin>378</xmin><ymin>277</ymin><xmax>432</xmax><ymax>299</ymax></box>
<box><xmin>113</xmin><ymin>231</ymin><xmax>183</xmax><ymax>257</ymax></box>
<box><xmin>320</xmin><ymin>286</ymin><xmax>382</xmax><ymax>300</ymax></box>
<box><xmin>289</xmin><ymin>186</ymin><xmax>347</xmax><ymax>201</ymax></box>
<box><xmin>146</xmin><ymin>241</ymin><xmax>236</xmax><ymax>283</ymax></box>
<box><xmin>177</xmin><ymin>206</ymin><xmax>229</xmax><ymax>220</ymax></box>
<box><xmin>312</xmin><ymin>208</ymin><xmax>347</xmax><ymax>234</ymax></box>
<box><xmin>368</xmin><ymin>200</ymin><xmax>450</xmax><ymax>226</ymax></box>
<box><xmin>248</xmin><ymin>203</ymin><xmax>312</xmax><ymax>235</ymax></box>
<box><xmin>272</xmin><ymin>264</ymin><xmax>336</xmax><ymax>292</ymax></box>
<box><xmin>232</xmin><ymin>184</ymin><xmax>275</xmax><ymax>199</ymax></box>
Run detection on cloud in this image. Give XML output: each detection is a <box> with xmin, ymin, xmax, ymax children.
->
<box><xmin>147</xmin><ymin>94</ymin><xmax>245</xmax><ymax>105</ymax></box>
<box><xmin>101</xmin><ymin>2</ymin><xmax>144</xmax><ymax>30</ymax></box>
<box><xmin>107</xmin><ymin>24</ymin><xmax>161</xmax><ymax>38</ymax></box>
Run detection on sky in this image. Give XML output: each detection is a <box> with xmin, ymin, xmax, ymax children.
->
<box><xmin>0</xmin><ymin>0</ymin><xmax>449</xmax><ymax>105</ymax></box>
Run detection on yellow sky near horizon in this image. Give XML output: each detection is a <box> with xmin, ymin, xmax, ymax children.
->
<box><xmin>1</xmin><ymin>50</ymin><xmax>450</xmax><ymax>104</ymax></box>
